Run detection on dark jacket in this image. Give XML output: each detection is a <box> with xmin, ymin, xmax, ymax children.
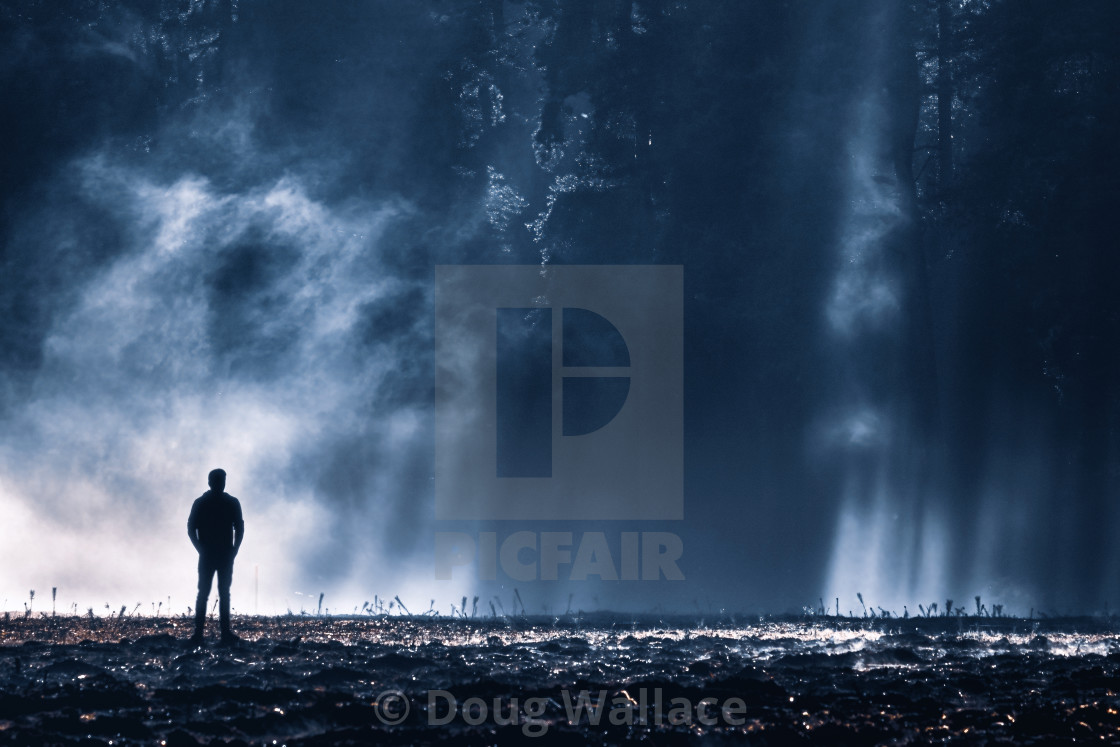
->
<box><xmin>188</xmin><ymin>490</ymin><xmax>244</xmax><ymax>555</ymax></box>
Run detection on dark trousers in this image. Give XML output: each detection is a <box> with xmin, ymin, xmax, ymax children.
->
<box><xmin>195</xmin><ymin>550</ymin><xmax>235</xmax><ymax>633</ymax></box>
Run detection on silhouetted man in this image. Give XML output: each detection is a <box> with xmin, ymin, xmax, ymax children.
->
<box><xmin>187</xmin><ymin>468</ymin><xmax>244</xmax><ymax>646</ymax></box>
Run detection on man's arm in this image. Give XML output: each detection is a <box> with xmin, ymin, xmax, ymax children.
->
<box><xmin>232</xmin><ymin>499</ymin><xmax>244</xmax><ymax>555</ymax></box>
<box><xmin>187</xmin><ymin>500</ymin><xmax>201</xmax><ymax>553</ymax></box>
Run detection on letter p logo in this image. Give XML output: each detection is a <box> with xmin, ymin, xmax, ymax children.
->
<box><xmin>496</xmin><ymin>306</ymin><xmax>633</xmax><ymax>477</ymax></box>
<box><xmin>435</xmin><ymin>265</ymin><xmax>682</xmax><ymax>520</ymax></box>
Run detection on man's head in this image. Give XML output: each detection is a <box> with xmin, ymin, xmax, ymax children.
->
<box><xmin>208</xmin><ymin>468</ymin><xmax>227</xmax><ymax>493</ymax></box>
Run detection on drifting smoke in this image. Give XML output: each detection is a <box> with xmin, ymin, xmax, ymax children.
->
<box><xmin>3</xmin><ymin>1</ymin><xmax>1117</xmax><ymax>617</ymax></box>
<box><xmin>0</xmin><ymin>2</ymin><xmax>509</xmax><ymax>615</ymax></box>
<box><xmin>816</xmin><ymin>2</ymin><xmax>949</xmax><ymax>613</ymax></box>
<box><xmin>0</xmin><ymin>143</ymin><xmax>449</xmax><ymax>612</ymax></box>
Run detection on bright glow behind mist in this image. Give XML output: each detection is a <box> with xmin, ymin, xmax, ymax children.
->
<box><xmin>0</xmin><ymin>156</ymin><xmax>443</xmax><ymax>615</ymax></box>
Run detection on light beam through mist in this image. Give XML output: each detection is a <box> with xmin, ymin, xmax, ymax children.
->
<box><xmin>820</xmin><ymin>6</ymin><xmax>949</xmax><ymax>614</ymax></box>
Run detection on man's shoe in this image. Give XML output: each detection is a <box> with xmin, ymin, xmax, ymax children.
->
<box><xmin>219</xmin><ymin>631</ymin><xmax>242</xmax><ymax>646</ymax></box>
<box><xmin>187</xmin><ymin>631</ymin><xmax>205</xmax><ymax>648</ymax></box>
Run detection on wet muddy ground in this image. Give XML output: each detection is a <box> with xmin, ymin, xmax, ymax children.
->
<box><xmin>2</xmin><ymin>614</ymin><xmax>1120</xmax><ymax>744</ymax></box>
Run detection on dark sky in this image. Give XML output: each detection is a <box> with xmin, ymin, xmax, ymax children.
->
<box><xmin>1</xmin><ymin>0</ymin><xmax>1117</xmax><ymax>616</ymax></box>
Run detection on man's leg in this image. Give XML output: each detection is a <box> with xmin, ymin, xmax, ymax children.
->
<box><xmin>217</xmin><ymin>555</ymin><xmax>238</xmax><ymax>642</ymax></box>
<box><xmin>194</xmin><ymin>555</ymin><xmax>215</xmax><ymax>641</ymax></box>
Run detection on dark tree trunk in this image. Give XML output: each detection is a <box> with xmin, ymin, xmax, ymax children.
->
<box><xmin>937</xmin><ymin>0</ymin><xmax>953</xmax><ymax>193</ymax></box>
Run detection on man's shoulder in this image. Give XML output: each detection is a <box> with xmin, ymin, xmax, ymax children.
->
<box><xmin>192</xmin><ymin>491</ymin><xmax>233</xmax><ymax>508</ymax></box>
<box><xmin>193</xmin><ymin>491</ymin><xmax>240</xmax><ymax>508</ymax></box>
